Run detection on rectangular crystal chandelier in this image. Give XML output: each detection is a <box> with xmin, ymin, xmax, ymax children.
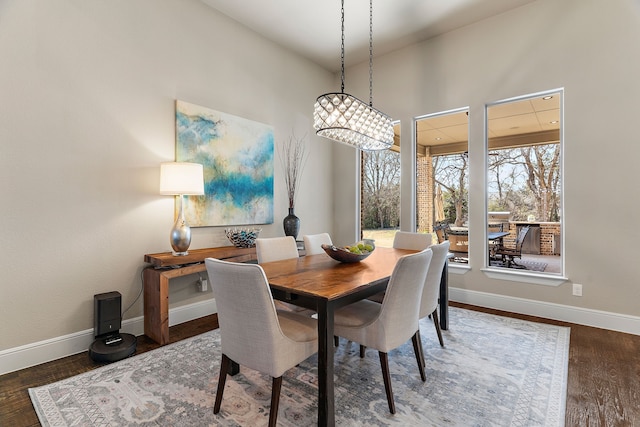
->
<box><xmin>313</xmin><ymin>0</ymin><xmax>394</xmax><ymax>151</ymax></box>
<box><xmin>314</xmin><ymin>92</ymin><xmax>394</xmax><ymax>151</ymax></box>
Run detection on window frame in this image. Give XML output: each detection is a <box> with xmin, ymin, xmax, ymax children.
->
<box><xmin>481</xmin><ymin>88</ymin><xmax>567</xmax><ymax>286</ymax></box>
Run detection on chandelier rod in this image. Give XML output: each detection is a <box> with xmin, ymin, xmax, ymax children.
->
<box><xmin>340</xmin><ymin>0</ymin><xmax>345</xmax><ymax>93</ymax></box>
<box><xmin>369</xmin><ymin>0</ymin><xmax>373</xmax><ymax>107</ymax></box>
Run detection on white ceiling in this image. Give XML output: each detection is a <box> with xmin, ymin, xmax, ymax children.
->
<box><xmin>200</xmin><ymin>0</ymin><xmax>538</xmax><ymax>72</ymax></box>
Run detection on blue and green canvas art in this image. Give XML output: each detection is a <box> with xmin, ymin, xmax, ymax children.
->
<box><xmin>175</xmin><ymin>100</ymin><xmax>274</xmax><ymax>226</ymax></box>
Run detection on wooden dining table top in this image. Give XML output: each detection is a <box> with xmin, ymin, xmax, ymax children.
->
<box><xmin>259</xmin><ymin>246</ymin><xmax>417</xmax><ymax>301</ymax></box>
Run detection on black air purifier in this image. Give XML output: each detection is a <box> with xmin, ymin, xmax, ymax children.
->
<box><xmin>89</xmin><ymin>291</ymin><xmax>137</xmax><ymax>363</ymax></box>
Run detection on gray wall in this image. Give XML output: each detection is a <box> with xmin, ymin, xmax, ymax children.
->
<box><xmin>2</xmin><ymin>0</ymin><xmax>640</xmax><ymax>369</ymax></box>
<box><xmin>0</xmin><ymin>0</ymin><xmax>334</xmax><ymax>352</ymax></box>
<box><xmin>338</xmin><ymin>0</ymin><xmax>640</xmax><ymax>318</ymax></box>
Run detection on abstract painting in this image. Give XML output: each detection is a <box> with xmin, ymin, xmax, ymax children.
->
<box><xmin>175</xmin><ymin>100</ymin><xmax>274</xmax><ymax>226</ymax></box>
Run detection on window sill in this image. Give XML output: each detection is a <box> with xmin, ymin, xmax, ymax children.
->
<box><xmin>448</xmin><ymin>263</ymin><xmax>471</xmax><ymax>275</ymax></box>
<box><xmin>481</xmin><ymin>267</ymin><xmax>568</xmax><ymax>286</ymax></box>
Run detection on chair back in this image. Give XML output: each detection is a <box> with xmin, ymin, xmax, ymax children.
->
<box><xmin>205</xmin><ymin>258</ymin><xmax>293</xmax><ymax>377</ymax></box>
<box><xmin>256</xmin><ymin>236</ymin><xmax>299</xmax><ymax>263</ymax></box>
<box><xmin>392</xmin><ymin>231</ymin><xmax>432</xmax><ymax>251</ymax></box>
<box><xmin>515</xmin><ymin>226</ymin><xmax>531</xmax><ymax>251</ymax></box>
<box><xmin>433</xmin><ymin>221</ymin><xmax>450</xmax><ymax>244</ymax></box>
<box><xmin>377</xmin><ymin>249</ymin><xmax>433</xmax><ymax>351</ymax></box>
<box><xmin>419</xmin><ymin>241</ymin><xmax>450</xmax><ymax>319</ymax></box>
<box><xmin>302</xmin><ymin>233</ymin><xmax>333</xmax><ymax>255</ymax></box>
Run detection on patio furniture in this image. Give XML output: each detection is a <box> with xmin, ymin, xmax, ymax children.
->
<box><xmin>433</xmin><ymin>221</ymin><xmax>450</xmax><ymax>244</ymax></box>
<box><xmin>494</xmin><ymin>226</ymin><xmax>530</xmax><ymax>268</ymax></box>
<box><xmin>446</xmin><ymin>228</ymin><xmax>469</xmax><ymax>262</ymax></box>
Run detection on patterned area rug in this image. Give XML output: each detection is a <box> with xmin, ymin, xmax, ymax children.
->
<box><xmin>30</xmin><ymin>308</ymin><xmax>569</xmax><ymax>426</ymax></box>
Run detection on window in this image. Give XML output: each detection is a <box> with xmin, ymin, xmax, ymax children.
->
<box><xmin>361</xmin><ymin>123</ymin><xmax>401</xmax><ymax>248</ymax></box>
<box><xmin>415</xmin><ymin>108</ymin><xmax>469</xmax><ymax>263</ymax></box>
<box><xmin>486</xmin><ymin>90</ymin><xmax>563</xmax><ymax>276</ymax></box>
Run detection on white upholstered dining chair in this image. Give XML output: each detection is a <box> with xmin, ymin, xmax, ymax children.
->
<box><xmin>255</xmin><ymin>236</ymin><xmax>299</xmax><ymax>263</ymax></box>
<box><xmin>367</xmin><ymin>235</ymin><xmax>449</xmax><ymax>356</ymax></box>
<box><xmin>205</xmin><ymin>258</ymin><xmax>318</xmax><ymax>427</ymax></box>
<box><xmin>302</xmin><ymin>233</ymin><xmax>333</xmax><ymax>255</ymax></box>
<box><xmin>419</xmin><ymin>240</ymin><xmax>450</xmax><ymax>350</ymax></box>
<box><xmin>357</xmin><ymin>231</ymin><xmax>434</xmax><ymax>354</ymax></box>
<box><xmin>332</xmin><ymin>249</ymin><xmax>433</xmax><ymax>414</ymax></box>
<box><xmin>255</xmin><ymin>236</ymin><xmax>314</xmax><ymax>315</ymax></box>
<box><xmin>392</xmin><ymin>230</ymin><xmax>433</xmax><ymax>250</ymax></box>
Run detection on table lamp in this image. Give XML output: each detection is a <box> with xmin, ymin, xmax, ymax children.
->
<box><xmin>160</xmin><ymin>162</ymin><xmax>204</xmax><ymax>255</ymax></box>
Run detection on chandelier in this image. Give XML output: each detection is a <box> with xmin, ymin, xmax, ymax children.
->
<box><xmin>313</xmin><ymin>0</ymin><xmax>394</xmax><ymax>151</ymax></box>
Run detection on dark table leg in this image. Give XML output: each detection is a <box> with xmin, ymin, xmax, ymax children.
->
<box><xmin>316</xmin><ymin>300</ymin><xmax>335</xmax><ymax>426</ymax></box>
<box><xmin>439</xmin><ymin>258</ymin><xmax>449</xmax><ymax>330</ymax></box>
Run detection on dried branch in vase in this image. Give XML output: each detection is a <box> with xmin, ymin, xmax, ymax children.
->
<box><xmin>278</xmin><ymin>133</ymin><xmax>309</xmax><ymax>209</ymax></box>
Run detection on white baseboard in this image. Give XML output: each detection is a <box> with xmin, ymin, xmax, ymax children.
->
<box><xmin>3</xmin><ymin>291</ymin><xmax>639</xmax><ymax>376</ymax></box>
<box><xmin>449</xmin><ymin>287</ymin><xmax>640</xmax><ymax>336</ymax></box>
<box><xmin>0</xmin><ymin>299</ymin><xmax>218</xmax><ymax>376</ymax></box>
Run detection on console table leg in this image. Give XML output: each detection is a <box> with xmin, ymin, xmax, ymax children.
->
<box><xmin>143</xmin><ymin>268</ymin><xmax>170</xmax><ymax>345</ymax></box>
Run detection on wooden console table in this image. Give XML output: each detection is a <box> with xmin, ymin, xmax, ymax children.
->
<box><xmin>143</xmin><ymin>246</ymin><xmax>257</xmax><ymax>345</ymax></box>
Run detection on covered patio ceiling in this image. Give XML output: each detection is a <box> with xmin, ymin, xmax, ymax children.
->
<box><xmin>395</xmin><ymin>93</ymin><xmax>561</xmax><ymax>157</ymax></box>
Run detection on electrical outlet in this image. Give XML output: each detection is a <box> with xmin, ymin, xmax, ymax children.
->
<box><xmin>572</xmin><ymin>283</ymin><xmax>583</xmax><ymax>296</ymax></box>
<box><xmin>196</xmin><ymin>277</ymin><xmax>209</xmax><ymax>292</ymax></box>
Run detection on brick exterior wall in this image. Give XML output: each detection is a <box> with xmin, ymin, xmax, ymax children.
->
<box><xmin>416</xmin><ymin>149</ymin><xmax>433</xmax><ymax>234</ymax></box>
<box><xmin>503</xmin><ymin>222</ymin><xmax>561</xmax><ymax>255</ymax></box>
<box><xmin>413</xmin><ymin>149</ymin><xmax>562</xmax><ymax>257</ymax></box>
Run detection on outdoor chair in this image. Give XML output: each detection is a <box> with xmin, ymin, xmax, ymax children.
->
<box><xmin>205</xmin><ymin>258</ymin><xmax>318</xmax><ymax>427</ymax></box>
<box><xmin>433</xmin><ymin>221</ymin><xmax>450</xmax><ymax>244</ymax></box>
<box><xmin>494</xmin><ymin>226</ymin><xmax>530</xmax><ymax>268</ymax></box>
<box><xmin>488</xmin><ymin>223</ymin><xmax>505</xmax><ymax>257</ymax></box>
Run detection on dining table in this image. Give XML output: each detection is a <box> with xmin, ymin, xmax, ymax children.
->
<box><xmin>488</xmin><ymin>231</ymin><xmax>510</xmax><ymax>241</ymax></box>
<box><xmin>488</xmin><ymin>231</ymin><xmax>510</xmax><ymax>259</ymax></box>
<box><xmin>259</xmin><ymin>246</ymin><xmax>447</xmax><ymax>426</ymax></box>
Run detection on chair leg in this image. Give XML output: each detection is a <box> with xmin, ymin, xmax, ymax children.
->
<box><xmin>214</xmin><ymin>354</ymin><xmax>231</xmax><ymax>414</ymax></box>
<box><xmin>431</xmin><ymin>309</ymin><xmax>444</xmax><ymax>347</ymax></box>
<box><xmin>334</xmin><ymin>335</ymin><xmax>339</xmax><ymax>347</ymax></box>
<box><xmin>360</xmin><ymin>344</ymin><xmax>366</xmax><ymax>358</ymax></box>
<box><xmin>412</xmin><ymin>329</ymin><xmax>426</xmax><ymax>370</ymax></box>
<box><xmin>411</xmin><ymin>331</ymin><xmax>427</xmax><ymax>381</ymax></box>
<box><xmin>378</xmin><ymin>351</ymin><xmax>396</xmax><ymax>414</ymax></box>
<box><xmin>268</xmin><ymin>376</ymin><xmax>283</xmax><ymax>427</ymax></box>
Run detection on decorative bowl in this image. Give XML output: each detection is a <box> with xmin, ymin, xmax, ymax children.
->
<box><xmin>225</xmin><ymin>227</ymin><xmax>261</xmax><ymax>248</ymax></box>
<box><xmin>321</xmin><ymin>242</ymin><xmax>375</xmax><ymax>263</ymax></box>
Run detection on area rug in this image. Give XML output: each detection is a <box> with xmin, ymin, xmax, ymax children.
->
<box><xmin>490</xmin><ymin>259</ymin><xmax>548</xmax><ymax>272</ymax></box>
<box><xmin>29</xmin><ymin>307</ymin><xmax>569</xmax><ymax>426</ymax></box>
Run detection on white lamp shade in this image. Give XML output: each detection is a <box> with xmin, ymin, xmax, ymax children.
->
<box><xmin>159</xmin><ymin>162</ymin><xmax>205</xmax><ymax>195</ymax></box>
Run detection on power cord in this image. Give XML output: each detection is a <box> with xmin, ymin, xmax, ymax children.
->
<box><xmin>121</xmin><ymin>268</ymin><xmax>145</xmax><ymax>318</ymax></box>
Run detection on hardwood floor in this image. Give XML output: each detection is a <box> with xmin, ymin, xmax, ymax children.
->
<box><xmin>1</xmin><ymin>302</ymin><xmax>639</xmax><ymax>426</ymax></box>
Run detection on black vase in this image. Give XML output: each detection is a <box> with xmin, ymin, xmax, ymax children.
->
<box><xmin>283</xmin><ymin>207</ymin><xmax>300</xmax><ymax>240</ymax></box>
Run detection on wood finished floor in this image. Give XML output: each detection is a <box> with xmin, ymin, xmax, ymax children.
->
<box><xmin>1</xmin><ymin>302</ymin><xmax>639</xmax><ymax>426</ymax></box>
